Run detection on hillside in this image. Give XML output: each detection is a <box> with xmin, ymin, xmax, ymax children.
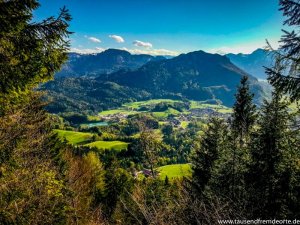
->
<box><xmin>43</xmin><ymin>50</ymin><xmax>268</xmax><ymax>113</ymax></box>
<box><xmin>56</xmin><ymin>49</ymin><xmax>165</xmax><ymax>77</ymax></box>
<box><xmin>105</xmin><ymin>50</ymin><xmax>266</xmax><ymax>106</ymax></box>
<box><xmin>226</xmin><ymin>48</ymin><xmax>274</xmax><ymax>80</ymax></box>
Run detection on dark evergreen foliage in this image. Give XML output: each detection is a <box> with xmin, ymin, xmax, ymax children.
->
<box><xmin>0</xmin><ymin>0</ymin><xmax>71</xmax><ymax>95</ymax></box>
<box><xmin>267</xmin><ymin>0</ymin><xmax>300</xmax><ymax>100</ymax></box>
<box><xmin>246</xmin><ymin>91</ymin><xmax>300</xmax><ymax>218</ymax></box>
<box><xmin>231</xmin><ymin>76</ymin><xmax>257</xmax><ymax>145</ymax></box>
<box><xmin>191</xmin><ymin>117</ymin><xmax>226</xmax><ymax>195</ymax></box>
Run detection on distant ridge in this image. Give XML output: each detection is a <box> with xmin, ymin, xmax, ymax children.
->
<box><xmin>226</xmin><ymin>48</ymin><xmax>274</xmax><ymax>80</ymax></box>
<box><xmin>56</xmin><ymin>48</ymin><xmax>166</xmax><ymax>77</ymax></box>
<box><xmin>43</xmin><ymin>49</ymin><xmax>269</xmax><ymax>113</ymax></box>
<box><xmin>104</xmin><ymin>50</ymin><xmax>264</xmax><ymax>106</ymax></box>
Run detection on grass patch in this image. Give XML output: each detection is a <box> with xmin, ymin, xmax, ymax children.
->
<box><xmin>159</xmin><ymin>121</ymin><xmax>168</xmax><ymax>125</ymax></box>
<box><xmin>54</xmin><ymin>129</ymin><xmax>94</xmax><ymax>145</ymax></box>
<box><xmin>99</xmin><ymin>99</ymin><xmax>231</xmax><ymax>120</ymax></box>
<box><xmin>123</xmin><ymin>99</ymin><xmax>179</xmax><ymax>109</ymax></box>
<box><xmin>190</xmin><ymin>101</ymin><xmax>232</xmax><ymax>113</ymax></box>
<box><xmin>152</xmin><ymin>111</ymin><xmax>168</xmax><ymax>119</ymax></box>
<box><xmin>87</xmin><ymin>115</ymin><xmax>100</xmax><ymax>121</ymax></box>
<box><xmin>180</xmin><ymin>121</ymin><xmax>189</xmax><ymax>128</ymax></box>
<box><xmin>216</xmin><ymin>108</ymin><xmax>232</xmax><ymax>113</ymax></box>
<box><xmin>157</xmin><ymin>163</ymin><xmax>191</xmax><ymax>180</ymax></box>
<box><xmin>85</xmin><ymin>141</ymin><xmax>129</xmax><ymax>151</ymax></box>
<box><xmin>99</xmin><ymin>109</ymin><xmax>131</xmax><ymax>116</ymax></box>
<box><xmin>152</xmin><ymin>108</ymin><xmax>180</xmax><ymax>119</ymax></box>
<box><xmin>190</xmin><ymin>100</ymin><xmax>205</xmax><ymax>109</ymax></box>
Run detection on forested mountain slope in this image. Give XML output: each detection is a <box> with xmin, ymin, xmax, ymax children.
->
<box><xmin>43</xmin><ymin>50</ymin><xmax>268</xmax><ymax>113</ymax></box>
<box><xmin>56</xmin><ymin>49</ymin><xmax>165</xmax><ymax>77</ymax></box>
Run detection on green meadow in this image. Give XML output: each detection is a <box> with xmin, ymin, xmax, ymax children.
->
<box><xmin>123</xmin><ymin>99</ymin><xmax>179</xmax><ymax>109</ymax></box>
<box><xmin>98</xmin><ymin>109</ymin><xmax>135</xmax><ymax>116</ymax></box>
<box><xmin>85</xmin><ymin>141</ymin><xmax>129</xmax><ymax>151</ymax></box>
<box><xmin>54</xmin><ymin>129</ymin><xmax>94</xmax><ymax>145</ymax></box>
<box><xmin>152</xmin><ymin>108</ymin><xmax>181</xmax><ymax>119</ymax></box>
<box><xmin>157</xmin><ymin>163</ymin><xmax>192</xmax><ymax>180</ymax></box>
<box><xmin>190</xmin><ymin>101</ymin><xmax>232</xmax><ymax>113</ymax></box>
<box><xmin>98</xmin><ymin>99</ymin><xmax>232</xmax><ymax>119</ymax></box>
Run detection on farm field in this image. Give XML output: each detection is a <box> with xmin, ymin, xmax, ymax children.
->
<box><xmin>54</xmin><ymin>129</ymin><xmax>94</xmax><ymax>145</ymax></box>
<box><xmin>99</xmin><ymin>109</ymin><xmax>137</xmax><ymax>116</ymax></box>
<box><xmin>157</xmin><ymin>163</ymin><xmax>192</xmax><ymax>180</ymax></box>
<box><xmin>54</xmin><ymin>129</ymin><xmax>129</xmax><ymax>151</ymax></box>
<box><xmin>85</xmin><ymin>140</ymin><xmax>129</xmax><ymax>151</ymax></box>
<box><xmin>97</xmin><ymin>99</ymin><xmax>232</xmax><ymax>121</ymax></box>
<box><xmin>123</xmin><ymin>99</ymin><xmax>180</xmax><ymax>109</ymax></box>
<box><xmin>152</xmin><ymin>108</ymin><xmax>181</xmax><ymax>119</ymax></box>
<box><xmin>190</xmin><ymin>101</ymin><xmax>232</xmax><ymax>113</ymax></box>
<box><xmin>98</xmin><ymin>99</ymin><xmax>181</xmax><ymax>117</ymax></box>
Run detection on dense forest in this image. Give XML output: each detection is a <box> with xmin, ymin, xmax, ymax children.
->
<box><xmin>1</xmin><ymin>0</ymin><xmax>300</xmax><ymax>225</ymax></box>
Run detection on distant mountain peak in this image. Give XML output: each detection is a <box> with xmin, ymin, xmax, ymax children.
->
<box><xmin>101</xmin><ymin>48</ymin><xmax>131</xmax><ymax>56</ymax></box>
<box><xmin>251</xmin><ymin>48</ymin><xmax>268</xmax><ymax>54</ymax></box>
<box><xmin>226</xmin><ymin>48</ymin><xmax>273</xmax><ymax>80</ymax></box>
<box><xmin>103</xmin><ymin>50</ymin><xmax>262</xmax><ymax>106</ymax></box>
<box><xmin>46</xmin><ymin>49</ymin><xmax>268</xmax><ymax>113</ymax></box>
<box><xmin>173</xmin><ymin>50</ymin><xmax>231</xmax><ymax>66</ymax></box>
<box><xmin>56</xmin><ymin>49</ymin><xmax>167</xmax><ymax>77</ymax></box>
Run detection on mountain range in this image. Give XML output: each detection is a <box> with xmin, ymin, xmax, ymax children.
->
<box><xmin>103</xmin><ymin>50</ymin><xmax>265</xmax><ymax>105</ymax></box>
<box><xmin>42</xmin><ymin>49</ymin><xmax>270</xmax><ymax>113</ymax></box>
<box><xmin>56</xmin><ymin>49</ymin><xmax>166</xmax><ymax>77</ymax></box>
<box><xmin>226</xmin><ymin>48</ymin><xmax>274</xmax><ymax>80</ymax></box>
<box><xmin>57</xmin><ymin>48</ymin><xmax>274</xmax><ymax>80</ymax></box>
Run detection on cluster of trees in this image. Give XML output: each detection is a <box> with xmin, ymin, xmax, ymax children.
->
<box><xmin>0</xmin><ymin>1</ymin><xmax>77</xmax><ymax>223</ymax></box>
<box><xmin>1</xmin><ymin>0</ymin><xmax>300</xmax><ymax>224</ymax></box>
<box><xmin>150</xmin><ymin>101</ymin><xmax>191</xmax><ymax>112</ymax></box>
<box><xmin>191</xmin><ymin>76</ymin><xmax>300</xmax><ymax>220</ymax></box>
<box><xmin>42</xmin><ymin>78</ymin><xmax>152</xmax><ymax>114</ymax></box>
<box><xmin>189</xmin><ymin>0</ymin><xmax>300</xmax><ymax>220</ymax></box>
<box><xmin>43</xmin><ymin>78</ymin><xmax>192</xmax><ymax>115</ymax></box>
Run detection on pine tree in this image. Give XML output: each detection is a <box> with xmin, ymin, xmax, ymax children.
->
<box><xmin>246</xmin><ymin>91</ymin><xmax>299</xmax><ymax>218</ymax></box>
<box><xmin>0</xmin><ymin>0</ymin><xmax>71</xmax><ymax>114</ymax></box>
<box><xmin>0</xmin><ymin>1</ymin><xmax>71</xmax><ymax>91</ymax></box>
<box><xmin>231</xmin><ymin>76</ymin><xmax>257</xmax><ymax>145</ymax></box>
<box><xmin>227</xmin><ymin>76</ymin><xmax>256</xmax><ymax>200</ymax></box>
<box><xmin>266</xmin><ymin>0</ymin><xmax>300</xmax><ymax>101</ymax></box>
<box><xmin>191</xmin><ymin>117</ymin><xmax>226</xmax><ymax>196</ymax></box>
<box><xmin>0</xmin><ymin>1</ymin><xmax>74</xmax><ymax>223</ymax></box>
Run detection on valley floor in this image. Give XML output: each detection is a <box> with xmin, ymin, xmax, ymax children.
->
<box><xmin>54</xmin><ymin>98</ymin><xmax>232</xmax><ymax>179</ymax></box>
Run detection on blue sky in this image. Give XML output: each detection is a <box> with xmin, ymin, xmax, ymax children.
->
<box><xmin>34</xmin><ymin>0</ymin><xmax>284</xmax><ymax>55</ymax></box>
